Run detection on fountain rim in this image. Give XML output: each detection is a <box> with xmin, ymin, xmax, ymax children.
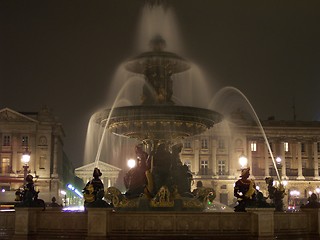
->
<box><xmin>95</xmin><ymin>105</ymin><xmax>223</xmax><ymax>124</ymax></box>
<box><xmin>125</xmin><ymin>50</ymin><xmax>191</xmax><ymax>74</ymax></box>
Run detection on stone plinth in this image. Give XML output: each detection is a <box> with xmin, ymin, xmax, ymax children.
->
<box><xmin>246</xmin><ymin>208</ymin><xmax>275</xmax><ymax>239</ymax></box>
<box><xmin>86</xmin><ymin>208</ymin><xmax>113</xmax><ymax>240</ymax></box>
<box><xmin>12</xmin><ymin>207</ymin><xmax>43</xmax><ymax>240</ymax></box>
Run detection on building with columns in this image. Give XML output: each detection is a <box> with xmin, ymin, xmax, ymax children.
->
<box><xmin>75</xmin><ymin>161</ymin><xmax>121</xmax><ymax>189</ymax></box>
<box><xmin>0</xmin><ymin>107</ymin><xmax>78</xmax><ymax>205</ymax></box>
<box><xmin>181</xmin><ymin>112</ymin><xmax>320</xmax><ymax>209</ymax></box>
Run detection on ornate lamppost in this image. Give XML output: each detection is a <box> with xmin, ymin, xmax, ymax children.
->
<box><xmin>21</xmin><ymin>147</ymin><xmax>31</xmax><ymax>184</ymax></box>
<box><xmin>276</xmin><ymin>156</ymin><xmax>282</xmax><ymax>179</ymax></box>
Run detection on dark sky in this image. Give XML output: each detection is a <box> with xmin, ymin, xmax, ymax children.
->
<box><xmin>1</xmin><ymin>0</ymin><xmax>320</xmax><ymax>167</ymax></box>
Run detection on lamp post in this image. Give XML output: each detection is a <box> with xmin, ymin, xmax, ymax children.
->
<box><xmin>276</xmin><ymin>156</ymin><xmax>282</xmax><ymax>180</ymax></box>
<box><xmin>316</xmin><ymin>187</ymin><xmax>320</xmax><ymax>201</ymax></box>
<box><xmin>21</xmin><ymin>147</ymin><xmax>31</xmax><ymax>184</ymax></box>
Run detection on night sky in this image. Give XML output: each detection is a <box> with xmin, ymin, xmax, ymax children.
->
<box><xmin>1</xmin><ymin>0</ymin><xmax>320</xmax><ymax>167</ymax></box>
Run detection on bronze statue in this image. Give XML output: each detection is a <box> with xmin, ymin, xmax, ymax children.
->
<box><xmin>124</xmin><ymin>145</ymin><xmax>149</xmax><ymax>198</ymax></box>
<box><xmin>301</xmin><ymin>193</ymin><xmax>320</xmax><ymax>209</ymax></box>
<box><xmin>151</xmin><ymin>143</ymin><xmax>172</xmax><ymax>195</ymax></box>
<box><xmin>171</xmin><ymin>143</ymin><xmax>193</xmax><ymax>196</ymax></box>
<box><xmin>265</xmin><ymin>177</ymin><xmax>285</xmax><ymax>211</ymax></box>
<box><xmin>83</xmin><ymin>168</ymin><xmax>110</xmax><ymax>208</ymax></box>
<box><xmin>15</xmin><ymin>174</ymin><xmax>45</xmax><ymax>210</ymax></box>
<box><xmin>234</xmin><ymin>167</ymin><xmax>256</xmax><ymax>212</ymax></box>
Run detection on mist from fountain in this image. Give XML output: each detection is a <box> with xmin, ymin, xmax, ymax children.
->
<box><xmin>84</xmin><ymin>2</ymin><xmax>282</xmax><ymax>187</ymax></box>
<box><xmin>84</xmin><ymin>3</ymin><xmax>213</xmax><ymax>169</ymax></box>
<box><xmin>84</xmin><ymin>77</ymin><xmax>145</xmax><ymax>168</ymax></box>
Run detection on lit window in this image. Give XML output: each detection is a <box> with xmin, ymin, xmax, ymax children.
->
<box><xmin>22</xmin><ymin>136</ymin><xmax>29</xmax><ymax>146</ymax></box>
<box><xmin>284</xmin><ymin>142</ymin><xmax>289</xmax><ymax>152</ymax></box>
<box><xmin>218</xmin><ymin>160</ymin><xmax>226</xmax><ymax>175</ymax></box>
<box><xmin>1</xmin><ymin>158</ymin><xmax>10</xmax><ymax>174</ymax></box>
<box><xmin>200</xmin><ymin>160</ymin><xmax>208</xmax><ymax>175</ymax></box>
<box><xmin>3</xmin><ymin>135</ymin><xmax>11</xmax><ymax>146</ymax></box>
<box><xmin>251</xmin><ymin>142</ymin><xmax>257</xmax><ymax>152</ymax></box>
<box><xmin>201</xmin><ymin>139</ymin><xmax>208</xmax><ymax>149</ymax></box>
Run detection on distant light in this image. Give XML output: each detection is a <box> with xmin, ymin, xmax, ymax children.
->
<box><xmin>239</xmin><ymin>156</ymin><xmax>248</xmax><ymax>168</ymax></box>
<box><xmin>281</xmin><ymin>181</ymin><xmax>288</xmax><ymax>186</ymax></box>
<box><xmin>66</xmin><ymin>184</ymin><xmax>83</xmax><ymax>198</ymax></box>
<box><xmin>290</xmin><ymin>190</ymin><xmax>300</xmax><ymax>196</ymax></box>
<box><xmin>127</xmin><ymin>159</ymin><xmax>136</xmax><ymax>169</ymax></box>
<box><xmin>60</xmin><ymin>190</ymin><xmax>66</xmax><ymax>195</ymax></box>
<box><xmin>1</xmin><ymin>189</ymin><xmax>5</xmax><ymax>193</ymax></box>
<box><xmin>276</xmin><ymin>157</ymin><xmax>282</xmax><ymax>164</ymax></box>
<box><xmin>256</xmin><ymin>186</ymin><xmax>260</xmax><ymax>191</ymax></box>
<box><xmin>21</xmin><ymin>152</ymin><xmax>31</xmax><ymax>164</ymax></box>
<box><xmin>62</xmin><ymin>206</ymin><xmax>85</xmax><ymax>212</ymax></box>
<box><xmin>74</xmin><ymin>189</ymin><xmax>83</xmax><ymax>198</ymax></box>
<box><xmin>309</xmin><ymin>191</ymin><xmax>313</xmax><ymax>196</ymax></box>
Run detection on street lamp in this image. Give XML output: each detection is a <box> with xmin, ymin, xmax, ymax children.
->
<box><xmin>21</xmin><ymin>147</ymin><xmax>31</xmax><ymax>184</ymax></box>
<box><xmin>127</xmin><ymin>159</ymin><xmax>136</xmax><ymax>169</ymax></box>
<box><xmin>239</xmin><ymin>155</ymin><xmax>248</xmax><ymax>169</ymax></box>
<box><xmin>316</xmin><ymin>187</ymin><xmax>320</xmax><ymax>200</ymax></box>
<box><xmin>276</xmin><ymin>156</ymin><xmax>282</xmax><ymax>179</ymax></box>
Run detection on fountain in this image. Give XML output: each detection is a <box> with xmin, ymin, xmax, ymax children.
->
<box><xmin>74</xmin><ymin>0</ymin><xmax>228</xmax><ymax>211</ymax></box>
<box><xmin>93</xmin><ymin>35</ymin><xmax>222</xmax><ymax>146</ymax></box>
<box><xmin>89</xmin><ymin>33</ymin><xmax>222</xmax><ymax>210</ymax></box>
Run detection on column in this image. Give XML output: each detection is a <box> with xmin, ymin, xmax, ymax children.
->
<box><xmin>52</xmin><ymin>135</ymin><xmax>58</xmax><ymax>177</ymax></box>
<box><xmin>297</xmin><ymin>141</ymin><xmax>305</xmax><ymax>180</ymax></box>
<box><xmin>264</xmin><ymin>144</ymin><xmax>270</xmax><ymax>177</ymax></box>
<box><xmin>248</xmin><ymin>140</ymin><xmax>254</xmax><ymax>179</ymax></box>
<box><xmin>228</xmin><ymin>138</ymin><xmax>237</xmax><ymax>179</ymax></box>
<box><xmin>211</xmin><ymin>138</ymin><xmax>217</xmax><ymax>178</ymax></box>
<box><xmin>194</xmin><ymin>139</ymin><xmax>200</xmax><ymax>175</ymax></box>
<box><xmin>314</xmin><ymin>141</ymin><xmax>320</xmax><ymax>180</ymax></box>
<box><xmin>12</xmin><ymin>134</ymin><xmax>18</xmax><ymax>172</ymax></box>
<box><xmin>280</xmin><ymin>141</ymin><xmax>287</xmax><ymax>179</ymax></box>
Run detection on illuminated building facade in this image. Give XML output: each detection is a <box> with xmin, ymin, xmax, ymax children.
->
<box><xmin>0</xmin><ymin>107</ymin><xmax>79</xmax><ymax>205</ymax></box>
<box><xmin>182</xmin><ymin>112</ymin><xmax>320</xmax><ymax>209</ymax></box>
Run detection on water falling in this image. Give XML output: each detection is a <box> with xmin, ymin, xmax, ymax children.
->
<box><xmin>208</xmin><ymin>86</ymin><xmax>281</xmax><ymax>181</ymax></box>
<box><xmin>84</xmin><ymin>77</ymin><xmax>145</xmax><ymax>168</ymax></box>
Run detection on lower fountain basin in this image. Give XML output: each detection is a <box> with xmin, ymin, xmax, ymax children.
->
<box><xmin>94</xmin><ymin>105</ymin><xmax>223</xmax><ymax>142</ymax></box>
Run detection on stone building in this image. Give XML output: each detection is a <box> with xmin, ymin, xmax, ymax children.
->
<box><xmin>181</xmin><ymin>113</ymin><xmax>320</xmax><ymax>209</ymax></box>
<box><xmin>75</xmin><ymin>161</ymin><xmax>121</xmax><ymax>189</ymax></box>
<box><xmin>0</xmin><ymin>107</ymin><xmax>77</xmax><ymax>205</ymax></box>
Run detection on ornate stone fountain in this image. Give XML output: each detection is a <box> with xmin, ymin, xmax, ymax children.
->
<box><xmin>94</xmin><ymin>35</ymin><xmax>222</xmax><ymax>210</ymax></box>
<box><xmin>94</xmin><ymin>36</ymin><xmax>222</xmax><ymax>146</ymax></box>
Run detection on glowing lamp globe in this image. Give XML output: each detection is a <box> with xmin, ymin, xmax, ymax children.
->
<box><xmin>127</xmin><ymin>159</ymin><xmax>136</xmax><ymax>169</ymax></box>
